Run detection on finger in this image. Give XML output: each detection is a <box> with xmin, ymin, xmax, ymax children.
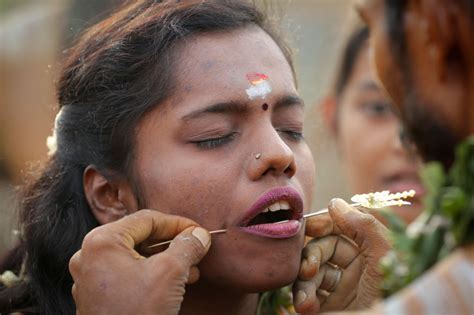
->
<box><xmin>307</xmin><ymin>264</ymin><xmax>331</xmax><ymax>306</ymax></box>
<box><xmin>299</xmin><ymin>241</ymin><xmax>321</xmax><ymax>280</ymax></box>
<box><xmin>328</xmin><ymin>198</ymin><xmax>390</xmax><ymax>253</ymax></box>
<box><xmin>319</xmin><ymin>254</ymin><xmax>364</xmax><ymax>310</ymax></box>
<box><xmin>319</xmin><ymin>264</ymin><xmax>341</xmax><ymax>292</ymax></box>
<box><xmin>316</xmin><ymin>288</ymin><xmax>330</xmax><ymax>306</ymax></box>
<box><xmin>293</xmin><ymin>279</ymin><xmax>320</xmax><ymax>314</ymax></box>
<box><xmin>295</xmin><ymin>260</ymin><xmax>327</xmax><ymax>309</ymax></box>
<box><xmin>299</xmin><ymin>236</ymin><xmax>338</xmax><ymax>280</ymax></box>
<box><xmin>329</xmin><ymin>236</ymin><xmax>360</xmax><ymax>269</ymax></box>
<box><xmin>88</xmin><ymin>210</ymin><xmax>200</xmax><ymax>251</ymax></box>
<box><xmin>305</xmin><ymin>212</ymin><xmax>334</xmax><ymax>237</ymax></box>
<box><xmin>313</xmin><ymin>263</ymin><xmax>342</xmax><ymax>307</ymax></box>
<box><xmin>157</xmin><ymin>226</ymin><xmax>211</xmax><ymax>269</ymax></box>
<box><xmin>187</xmin><ymin>266</ymin><xmax>200</xmax><ymax>284</ymax></box>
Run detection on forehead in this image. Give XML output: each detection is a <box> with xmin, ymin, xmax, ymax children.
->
<box><xmin>170</xmin><ymin>26</ymin><xmax>295</xmax><ymax>98</ymax></box>
<box><xmin>347</xmin><ymin>44</ymin><xmax>372</xmax><ymax>84</ymax></box>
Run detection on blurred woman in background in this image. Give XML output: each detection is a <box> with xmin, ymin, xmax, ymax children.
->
<box><xmin>321</xmin><ymin>25</ymin><xmax>424</xmax><ymax>224</ymax></box>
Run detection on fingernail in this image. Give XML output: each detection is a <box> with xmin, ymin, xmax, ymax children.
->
<box><xmin>301</xmin><ymin>258</ymin><xmax>308</xmax><ymax>270</ymax></box>
<box><xmin>331</xmin><ymin>198</ymin><xmax>351</xmax><ymax>213</ymax></box>
<box><xmin>308</xmin><ymin>255</ymin><xmax>318</xmax><ymax>264</ymax></box>
<box><xmin>296</xmin><ymin>290</ymin><xmax>307</xmax><ymax>305</ymax></box>
<box><xmin>192</xmin><ymin>227</ymin><xmax>210</xmax><ymax>248</ymax></box>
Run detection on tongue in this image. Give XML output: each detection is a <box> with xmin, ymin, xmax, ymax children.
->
<box><xmin>247</xmin><ymin>210</ymin><xmax>291</xmax><ymax>226</ymax></box>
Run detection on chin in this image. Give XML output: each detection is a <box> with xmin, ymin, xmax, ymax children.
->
<box><xmin>198</xmin><ymin>234</ymin><xmax>304</xmax><ymax>292</ymax></box>
<box><xmin>242</xmin><ymin>257</ymin><xmax>301</xmax><ymax>293</ymax></box>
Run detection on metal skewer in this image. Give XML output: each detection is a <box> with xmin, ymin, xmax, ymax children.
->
<box><xmin>148</xmin><ymin>209</ymin><xmax>330</xmax><ymax>249</ymax></box>
<box><xmin>148</xmin><ymin>192</ymin><xmax>413</xmax><ymax>249</ymax></box>
<box><xmin>148</xmin><ymin>229</ymin><xmax>227</xmax><ymax>249</ymax></box>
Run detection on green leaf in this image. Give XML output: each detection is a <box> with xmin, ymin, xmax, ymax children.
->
<box><xmin>441</xmin><ymin>187</ymin><xmax>467</xmax><ymax>217</ymax></box>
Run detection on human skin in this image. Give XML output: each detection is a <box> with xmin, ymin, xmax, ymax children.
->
<box><xmin>70</xmin><ymin>212</ymin><xmax>212</xmax><ymax>315</ymax></box>
<box><xmin>83</xmin><ymin>26</ymin><xmax>315</xmax><ymax>315</ymax></box>
<box><xmin>329</xmin><ymin>43</ymin><xmax>424</xmax><ymax>223</ymax></box>
<box><xmin>293</xmin><ymin>198</ymin><xmax>390</xmax><ymax>314</ymax></box>
<box><xmin>356</xmin><ymin>0</ymin><xmax>474</xmax><ymax>151</ymax></box>
<box><xmin>294</xmin><ymin>0</ymin><xmax>474</xmax><ymax>313</ymax></box>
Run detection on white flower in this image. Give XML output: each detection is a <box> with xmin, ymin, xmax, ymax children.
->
<box><xmin>350</xmin><ymin>190</ymin><xmax>416</xmax><ymax>209</ymax></box>
<box><xmin>46</xmin><ymin>133</ymin><xmax>57</xmax><ymax>156</ymax></box>
<box><xmin>46</xmin><ymin>108</ymin><xmax>63</xmax><ymax>156</ymax></box>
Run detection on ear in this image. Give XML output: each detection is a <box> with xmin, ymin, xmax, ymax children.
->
<box><xmin>417</xmin><ymin>0</ymin><xmax>461</xmax><ymax>82</ymax></box>
<box><xmin>320</xmin><ymin>95</ymin><xmax>338</xmax><ymax>135</ymax></box>
<box><xmin>83</xmin><ymin>166</ymin><xmax>139</xmax><ymax>225</ymax></box>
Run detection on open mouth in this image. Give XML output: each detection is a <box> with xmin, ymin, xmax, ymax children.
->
<box><xmin>239</xmin><ymin>187</ymin><xmax>304</xmax><ymax>238</ymax></box>
<box><xmin>246</xmin><ymin>201</ymin><xmax>293</xmax><ymax>226</ymax></box>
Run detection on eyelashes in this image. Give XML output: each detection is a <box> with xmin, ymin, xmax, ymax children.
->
<box><xmin>192</xmin><ymin>132</ymin><xmax>237</xmax><ymax>150</ymax></box>
<box><xmin>192</xmin><ymin>129</ymin><xmax>304</xmax><ymax>150</ymax></box>
<box><xmin>278</xmin><ymin>129</ymin><xmax>304</xmax><ymax>141</ymax></box>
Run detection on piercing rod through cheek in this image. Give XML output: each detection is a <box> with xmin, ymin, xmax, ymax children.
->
<box><xmin>148</xmin><ymin>190</ymin><xmax>415</xmax><ymax>248</ymax></box>
<box><xmin>148</xmin><ymin>229</ymin><xmax>227</xmax><ymax>248</ymax></box>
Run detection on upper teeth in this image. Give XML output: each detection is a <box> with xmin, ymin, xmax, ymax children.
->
<box><xmin>262</xmin><ymin>201</ymin><xmax>290</xmax><ymax>213</ymax></box>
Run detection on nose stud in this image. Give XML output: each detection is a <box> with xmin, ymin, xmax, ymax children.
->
<box><xmin>255</xmin><ymin>153</ymin><xmax>262</xmax><ymax>160</ymax></box>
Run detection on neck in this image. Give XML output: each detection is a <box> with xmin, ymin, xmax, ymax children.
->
<box><xmin>179</xmin><ymin>280</ymin><xmax>259</xmax><ymax>315</ymax></box>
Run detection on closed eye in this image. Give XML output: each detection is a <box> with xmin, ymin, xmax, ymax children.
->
<box><xmin>277</xmin><ymin>129</ymin><xmax>304</xmax><ymax>142</ymax></box>
<box><xmin>192</xmin><ymin>132</ymin><xmax>237</xmax><ymax>150</ymax></box>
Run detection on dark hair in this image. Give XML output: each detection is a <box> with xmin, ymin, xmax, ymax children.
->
<box><xmin>384</xmin><ymin>0</ymin><xmax>408</xmax><ymax>73</ymax></box>
<box><xmin>0</xmin><ymin>1</ymin><xmax>293</xmax><ymax>313</ymax></box>
<box><xmin>328</xmin><ymin>25</ymin><xmax>369</xmax><ymax>132</ymax></box>
<box><xmin>333</xmin><ymin>25</ymin><xmax>369</xmax><ymax>97</ymax></box>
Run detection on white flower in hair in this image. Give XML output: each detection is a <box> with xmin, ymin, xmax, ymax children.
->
<box><xmin>46</xmin><ymin>133</ymin><xmax>57</xmax><ymax>156</ymax></box>
<box><xmin>46</xmin><ymin>108</ymin><xmax>63</xmax><ymax>156</ymax></box>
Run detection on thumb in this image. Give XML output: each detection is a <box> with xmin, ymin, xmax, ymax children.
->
<box><xmin>155</xmin><ymin>226</ymin><xmax>211</xmax><ymax>276</ymax></box>
<box><xmin>328</xmin><ymin>198</ymin><xmax>390</xmax><ymax>255</ymax></box>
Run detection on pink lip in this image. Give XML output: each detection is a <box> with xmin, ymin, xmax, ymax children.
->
<box><xmin>241</xmin><ymin>221</ymin><xmax>302</xmax><ymax>238</ymax></box>
<box><xmin>238</xmin><ymin>187</ymin><xmax>304</xmax><ymax>239</ymax></box>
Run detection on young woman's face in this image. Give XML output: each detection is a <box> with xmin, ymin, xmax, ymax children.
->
<box><xmin>133</xmin><ymin>27</ymin><xmax>315</xmax><ymax>292</ymax></box>
<box><xmin>336</xmin><ymin>44</ymin><xmax>424</xmax><ymax>223</ymax></box>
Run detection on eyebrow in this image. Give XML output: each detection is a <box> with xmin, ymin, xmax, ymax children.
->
<box><xmin>181</xmin><ymin>101</ymin><xmax>248</xmax><ymax>121</ymax></box>
<box><xmin>181</xmin><ymin>95</ymin><xmax>304</xmax><ymax>121</ymax></box>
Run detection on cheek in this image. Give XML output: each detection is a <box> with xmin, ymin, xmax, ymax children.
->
<box><xmin>338</xmin><ymin>108</ymin><xmax>368</xmax><ymax>159</ymax></box>
<box><xmin>338</xmin><ymin>111</ymin><xmax>387</xmax><ymax>189</ymax></box>
<box><xmin>138</xmin><ymin>157</ymin><xmax>235</xmax><ymax>229</ymax></box>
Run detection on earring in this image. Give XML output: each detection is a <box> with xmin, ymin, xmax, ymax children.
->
<box><xmin>255</xmin><ymin>153</ymin><xmax>262</xmax><ymax>159</ymax></box>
